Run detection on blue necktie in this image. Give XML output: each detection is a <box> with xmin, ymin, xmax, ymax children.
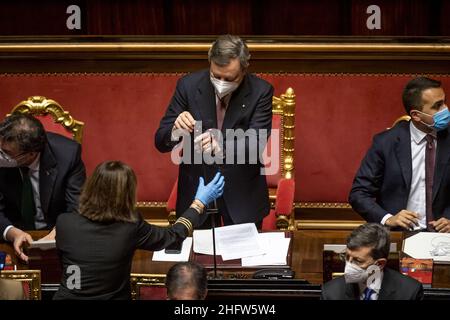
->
<box><xmin>363</xmin><ymin>287</ymin><xmax>374</xmax><ymax>300</ymax></box>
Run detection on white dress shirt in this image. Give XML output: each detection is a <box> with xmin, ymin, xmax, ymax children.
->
<box><xmin>381</xmin><ymin>122</ymin><xmax>436</xmax><ymax>229</ymax></box>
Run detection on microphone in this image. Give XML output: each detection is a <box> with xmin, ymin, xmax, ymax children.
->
<box><xmin>197</xmin><ymin>119</ymin><xmax>220</xmax><ymax>279</ymax></box>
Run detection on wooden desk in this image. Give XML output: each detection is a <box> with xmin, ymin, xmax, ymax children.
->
<box><xmin>1</xmin><ymin>230</ymin><xmax>450</xmax><ymax>289</ymax></box>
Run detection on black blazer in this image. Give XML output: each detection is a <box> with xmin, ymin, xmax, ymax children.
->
<box><xmin>0</xmin><ymin>132</ymin><xmax>86</xmax><ymax>235</ymax></box>
<box><xmin>54</xmin><ymin>209</ymin><xmax>200</xmax><ymax>300</ymax></box>
<box><xmin>321</xmin><ymin>267</ymin><xmax>423</xmax><ymax>300</ymax></box>
<box><xmin>155</xmin><ymin>69</ymin><xmax>274</xmax><ymax>224</ymax></box>
<box><xmin>349</xmin><ymin>121</ymin><xmax>450</xmax><ymax>223</ymax></box>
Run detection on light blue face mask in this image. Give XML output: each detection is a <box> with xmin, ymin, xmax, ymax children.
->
<box><xmin>418</xmin><ymin>107</ymin><xmax>450</xmax><ymax>131</ymax></box>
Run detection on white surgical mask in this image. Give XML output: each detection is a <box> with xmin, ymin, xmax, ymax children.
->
<box><xmin>344</xmin><ymin>261</ymin><xmax>382</xmax><ymax>292</ymax></box>
<box><xmin>344</xmin><ymin>261</ymin><xmax>369</xmax><ymax>284</ymax></box>
<box><xmin>0</xmin><ymin>150</ymin><xmax>18</xmax><ymax>168</ymax></box>
<box><xmin>210</xmin><ymin>75</ymin><xmax>240</xmax><ymax>99</ymax></box>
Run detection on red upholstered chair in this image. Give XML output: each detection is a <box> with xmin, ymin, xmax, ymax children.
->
<box><xmin>130</xmin><ymin>273</ymin><xmax>167</xmax><ymax>300</ymax></box>
<box><xmin>8</xmin><ymin>96</ymin><xmax>84</xmax><ymax>144</ymax></box>
<box><xmin>167</xmin><ymin>88</ymin><xmax>296</xmax><ymax>230</ymax></box>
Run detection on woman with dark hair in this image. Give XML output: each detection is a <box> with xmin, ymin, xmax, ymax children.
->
<box><xmin>53</xmin><ymin>160</ymin><xmax>224</xmax><ymax>300</ymax></box>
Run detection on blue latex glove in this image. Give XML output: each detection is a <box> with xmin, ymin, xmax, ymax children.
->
<box><xmin>194</xmin><ymin>172</ymin><xmax>225</xmax><ymax>206</ymax></box>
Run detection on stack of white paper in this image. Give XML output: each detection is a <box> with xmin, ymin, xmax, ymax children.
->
<box><xmin>152</xmin><ymin>237</ymin><xmax>192</xmax><ymax>262</ymax></box>
<box><xmin>241</xmin><ymin>232</ymin><xmax>290</xmax><ymax>267</ymax></box>
<box><xmin>193</xmin><ymin>223</ymin><xmax>265</xmax><ymax>261</ymax></box>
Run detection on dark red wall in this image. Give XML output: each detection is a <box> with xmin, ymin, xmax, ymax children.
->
<box><xmin>1</xmin><ymin>73</ymin><xmax>448</xmax><ymax>202</ymax></box>
<box><xmin>0</xmin><ymin>0</ymin><xmax>448</xmax><ymax>36</ymax></box>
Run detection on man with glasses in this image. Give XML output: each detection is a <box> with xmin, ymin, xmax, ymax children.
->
<box><xmin>0</xmin><ymin>114</ymin><xmax>86</xmax><ymax>261</ymax></box>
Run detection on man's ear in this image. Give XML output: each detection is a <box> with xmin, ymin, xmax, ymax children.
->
<box><xmin>376</xmin><ymin>258</ymin><xmax>387</xmax><ymax>270</ymax></box>
<box><xmin>410</xmin><ymin>110</ymin><xmax>422</xmax><ymax>122</ymax></box>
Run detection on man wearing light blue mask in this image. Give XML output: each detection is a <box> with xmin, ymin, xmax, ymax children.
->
<box><xmin>350</xmin><ymin>77</ymin><xmax>450</xmax><ymax>233</ymax></box>
<box><xmin>321</xmin><ymin>223</ymin><xmax>423</xmax><ymax>300</ymax></box>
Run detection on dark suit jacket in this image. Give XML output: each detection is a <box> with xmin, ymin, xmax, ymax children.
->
<box><xmin>349</xmin><ymin>121</ymin><xmax>450</xmax><ymax>223</ymax></box>
<box><xmin>53</xmin><ymin>209</ymin><xmax>200</xmax><ymax>300</ymax></box>
<box><xmin>155</xmin><ymin>69</ymin><xmax>274</xmax><ymax>224</ymax></box>
<box><xmin>0</xmin><ymin>132</ymin><xmax>86</xmax><ymax>235</ymax></box>
<box><xmin>321</xmin><ymin>267</ymin><xmax>424</xmax><ymax>300</ymax></box>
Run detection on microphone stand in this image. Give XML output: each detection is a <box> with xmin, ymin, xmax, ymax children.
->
<box><xmin>207</xmin><ymin>199</ymin><xmax>219</xmax><ymax>279</ymax></box>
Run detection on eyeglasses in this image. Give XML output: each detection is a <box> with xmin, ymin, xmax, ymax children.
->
<box><xmin>0</xmin><ymin>148</ymin><xmax>29</xmax><ymax>162</ymax></box>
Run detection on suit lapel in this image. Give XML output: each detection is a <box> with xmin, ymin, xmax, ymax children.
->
<box><xmin>39</xmin><ymin>142</ymin><xmax>57</xmax><ymax>215</ymax></box>
<box><xmin>433</xmin><ymin>128</ymin><xmax>450</xmax><ymax>201</ymax></box>
<box><xmin>378</xmin><ymin>269</ymin><xmax>395</xmax><ymax>300</ymax></box>
<box><xmin>195</xmin><ymin>72</ymin><xmax>217</xmax><ymax>130</ymax></box>
<box><xmin>221</xmin><ymin>74</ymin><xmax>251</xmax><ymax>133</ymax></box>
<box><xmin>394</xmin><ymin>123</ymin><xmax>412</xmax><ymax>191</ymax></box>
<box><xmin>344</xmin><ymin>283</ymin><xmax>360</xmax><ymax>300</ymax></box>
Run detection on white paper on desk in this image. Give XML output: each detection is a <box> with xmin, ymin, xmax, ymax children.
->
<box><xmin>216</xmin><ymin>223</ymin><xmax>264</xmax><ymax>261</ymax></box>
<box><xmin>193</xmin><ymin>223</ymin><xmax>264</xmax><ymax>261</ymax></box>
<box><xmin>29</xmin><ymin>239</ymin><xmax>56</xmax><ymax>250</ymax></box>
<box><xmin>242</xmin><ymin>233</ymin><xmax>290</xmax><ymax>267</ymax></box>
<box><xmin>193</xmin><ymin>229</ymin><xmax>223</xmax><ymax>255</ymax></box>
<box><xmin>403</xmin><ymin>232</ymin><xmax>450</xmax><ymax>263</ymax></box>
<box><xmin>152</xmin><ymin>237</ymin><xmax>192</xmax><ymax>262</ymax></box>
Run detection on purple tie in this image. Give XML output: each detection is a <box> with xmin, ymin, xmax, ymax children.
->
<box><xmin>425</xmin><ymin>134</ymin><xmax>436</xmax><ymax>231</ymax></box>
<box><xmin>216</xmin><ymin>96</ymin><xmax>227</xmax><ymax>130</ymax></box>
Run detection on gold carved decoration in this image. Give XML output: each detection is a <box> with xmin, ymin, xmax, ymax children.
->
<box><xmin>0</xmin><ymin>270</ymin><xmax>41</xmax><ymax>300</ymax></box>
<box><xmin>9</xmin><ymin>96</ymin><xmax>84</xmax><ymax>144</ymax></box>
<box><xmin>130</xmin><ymin>273</ymin><xmax>166</xmax><ymax>300</ymax></box>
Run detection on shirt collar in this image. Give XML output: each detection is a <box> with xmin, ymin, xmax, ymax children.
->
<box><xmin>410</xmin><ymin>121</ymin><xmax>428</xmax><ymax>145</ymax></box>
<box><xmin>28</xmin><ymin>153</ymin><xmax>40</xmax><ymax>171</ymax></box>
<box><xmin>358</xmin><ymin>269</ymin><xmax>384</xmax><ymax>294</ymax></box>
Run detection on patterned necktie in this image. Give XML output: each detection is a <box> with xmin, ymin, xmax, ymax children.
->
<box><xmin>425</xmin><ymin>134</ymin><xmax>436</xmax><ymax>231</ymax></box>
<box><xmin>20</xmin><ymin>167</ymin><xmax>36</xmax><ymax>230</ymax></box>
<box><xmin>363</xmin><ymin>287</ymin><xmax>375</xmax><ymax>300</ymax></box>
<box><xmin>216</xmin><ymin>96</ymin><xmax>227</xmax><ymax>130</ymax></box>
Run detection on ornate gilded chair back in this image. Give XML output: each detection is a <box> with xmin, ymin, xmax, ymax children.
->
<box><xmin>0</xmin><ymin>270</ymin><xmax>41</xmax><ymax>300</ymax></box>
<box><xmin>8</xmin><ymin>96</ymin><xmax>84</xmax><ymax>143</ymax></box>
<box><xmin>264</xmin><ymin>88</ymin><xmax>296</xmax><ymax>229</ymax></box>
<box><xmin>390</xmin><ymin>115</ymin><xmax>411</xmax><ymax>129</ymax></box>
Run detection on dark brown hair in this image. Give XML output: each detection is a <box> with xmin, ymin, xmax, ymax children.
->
<box><xmin>79</xmin><ymin>161</ymin><xmax>137</xmax><ymax>223</ymax></box>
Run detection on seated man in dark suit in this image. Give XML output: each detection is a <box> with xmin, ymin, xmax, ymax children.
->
<box><xmin>166</xmin><ymin>261</ymin><xmax>208</xmax><ymax>300</ymax></box>
<box><xmin>321</xmin><ymin>223</ymin><xmax>423</xmax><ymax>300</ymax></box>
<box><xmin>349</xmin><ymin>77</ymin><xmax>450</xmax><ymax>232</ymax></box>
<box><xmin>0</xmin><ymin>114</ymin><xmax>86</xmax><ymax>261</ymax></box>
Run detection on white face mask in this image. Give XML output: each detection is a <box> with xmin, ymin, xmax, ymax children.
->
<box><xmin>210</xmin><ymin>75</ymin><xmax>240</xmax><ymax>99</ymax></box>
<box><xmin>0</xmin><ymin>149</ymin><xmax>18</xmax><ymax>168</ymax></box>
<box><xmin>344</xmin><ymin>261</ymin><xmax>369</xmax><ymax>284</ymax></box>
<box><xmin>344</xmin><ymin>261</ymin><xmax>382</xmax><ymax>292</ymax></box>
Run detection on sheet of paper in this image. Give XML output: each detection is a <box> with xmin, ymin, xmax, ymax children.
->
<box><xmin>216</xmin><ymin>223</ymin><xmax>264</xmax><ymax>261</ymax></box>
<box><xmin>242</xmin><ymin>233</ymin><xmax>290</xmax><ymax>267</ymax></box>
<box><xmin>403</xmin><ymin>232</ymin><xmax>450</xmax><ymax>263</ymax></box>
<box><xmin>193</xmin><ymin>229</ymin><xmax>223</xmax><ymax>255</ymax></box>
<box><xmin>152</xmin><ymin>237</ymin><xmax>192</xmax><ymax>262</ymax></box>
<box><xmin>193</xmin><ymin>223</ymin><xmax>265</xmax><ymax>261</ymax></box>
<box><xmin>29</xmin><ymin>239</ymin><xmax>56</xmax><ymax>250</ymax></box>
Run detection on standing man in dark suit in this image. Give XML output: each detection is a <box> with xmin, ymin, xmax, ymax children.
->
<box><xmin>0</xmin><ymin>114</ymin><xmax>86</xmax><ymax>261</ymax></box>
<box><xmin>321</xmin><ymin>223</ymin><xmax>423</xmax><ymax>300</ymax></box>
<box><xmin>349</xmin><ymin>77</ymin><xmax>450</xmax><ymax>232</ymax></box>
<box><xmin>155</xmin><ymin>35</ymin><xmax>273</xmax><ymax>228</ymax></box>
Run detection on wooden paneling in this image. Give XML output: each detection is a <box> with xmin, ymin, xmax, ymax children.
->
<box><xmin>0</xmin><ymin>0</ymin><xmax>448</xmax><ymax>36</ymax></box>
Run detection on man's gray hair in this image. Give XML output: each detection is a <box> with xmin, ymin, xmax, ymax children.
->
<box><xmin>208</xmin><ymin>34</ymin><xmax>250</xmax><ymax>69</ymax></box>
